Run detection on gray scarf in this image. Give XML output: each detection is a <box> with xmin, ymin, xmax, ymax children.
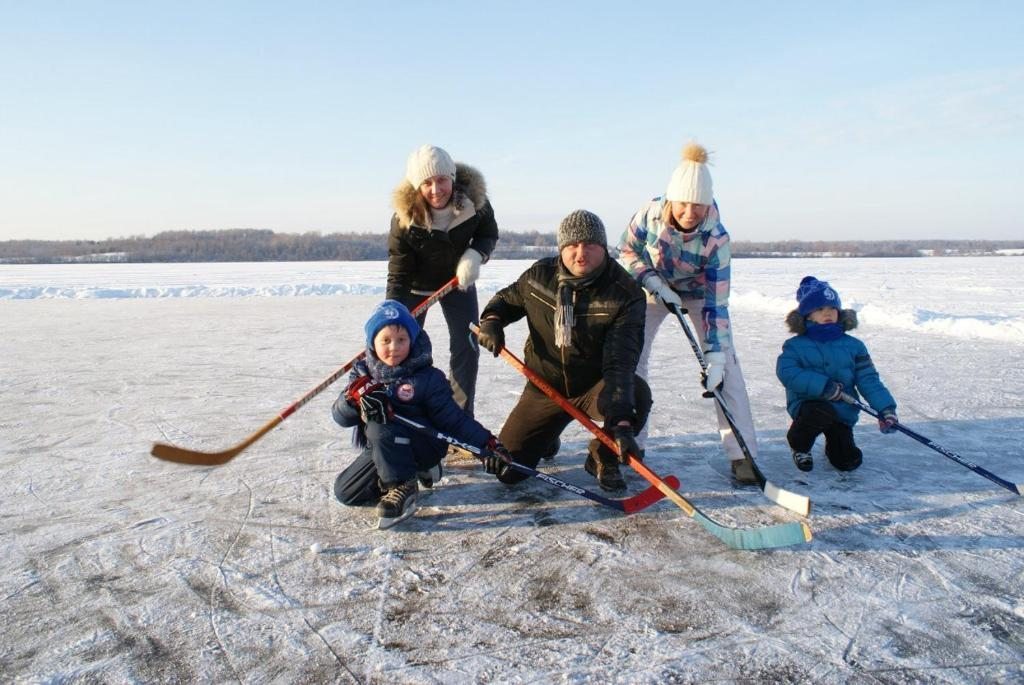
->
<box><xmin>553</xmin><ymin>256</ymin><xmax>607</xmax><ymax>348</ymax></box>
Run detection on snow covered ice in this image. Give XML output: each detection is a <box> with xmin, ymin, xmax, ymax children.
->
<box><xmin>2</xmin><ymin>257</ymin><xmax>1023</xmax><ymax>683</ymax></box>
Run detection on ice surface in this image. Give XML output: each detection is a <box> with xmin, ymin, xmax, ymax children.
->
<box><xmin>1</xmin><ymin>257</ymin><xmax>1022</xmax><ymax>682</ymax></box>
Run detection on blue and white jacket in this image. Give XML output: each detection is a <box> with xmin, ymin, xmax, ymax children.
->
<box><xmin>776</xmin><ymin>309</ymin><xmax>896</xmax><ymax>426</ymax></box>
<box><xmin>618</xmin><ymin>198</ymin><xmax>733</xmax><ymax>352</ymax></box>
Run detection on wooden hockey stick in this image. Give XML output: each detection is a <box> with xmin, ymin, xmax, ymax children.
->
<box><xmin>151</xmin><ymin>278</ymin><xmax>459</xmax><ymax>466</ymax></box>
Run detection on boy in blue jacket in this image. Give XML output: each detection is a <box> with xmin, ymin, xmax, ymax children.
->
<box><xmin>333</xmin><ymin>300</ymin><xmax>509</xmax><ymax>528</ymax></box>
<box><xmin>776</xmin><ymin>277</ymin><xmax>898</xmax><ymax>472</ymax></box>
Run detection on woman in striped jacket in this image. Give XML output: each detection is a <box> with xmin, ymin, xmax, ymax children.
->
<box><xmin>617</xmin><ymin>143</ymin><xmax>759</xmax><ymax>484</ymax></box>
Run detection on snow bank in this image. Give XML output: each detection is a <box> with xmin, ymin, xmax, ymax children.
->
<box><xmin>2</xmin><ymin>258</ymin><xmax>1023</xmax><ymax>344</ymax></box>
<box><xmin>0</xmin><ymin>282</ymin><xmax>386</xmax><ymax>300</ymax></box>
<box><xmin>731</xmin><ymin>290</ymin><xmax>1024</xmax><ymax>343</ymax></box>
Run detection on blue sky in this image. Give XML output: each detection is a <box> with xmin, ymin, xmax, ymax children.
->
<box><xmin>1</xmin><ymin>2</ymin><xmax>1022</xmax><ymax>242</ymax></box>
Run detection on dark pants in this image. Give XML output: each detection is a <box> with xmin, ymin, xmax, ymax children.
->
<box><xmin>333</xmin><ymin>422</ymin><xmax>446</xmax><ymax>505</ymax></box>
<box><xmin>496</xmin><ymin>376</ymin><xmax>653</xmax><ymax>484</ymax></box>
<box><xmin>787</xmin><ymin>400</ymin><xmax>863</xmax><ymax>471</ymax></box>
<box><xmin>400</xmin><ymin>285</ymin><xmax>479</xmax><ymax>416</ymax></box>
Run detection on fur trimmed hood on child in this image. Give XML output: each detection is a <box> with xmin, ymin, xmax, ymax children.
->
<box><xmin>785</xmin><ymin>308</ymin><xmax>858</xmax><ymax>335</ymax></box>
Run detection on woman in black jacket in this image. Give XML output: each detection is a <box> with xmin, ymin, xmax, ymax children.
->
<box><xmin>386</xmin><ymin>144</ymin><xmax>499</xmax><ymax>417</ymax></box>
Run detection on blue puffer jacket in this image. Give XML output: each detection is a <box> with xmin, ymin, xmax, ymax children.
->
<box><xmin>776</xmin><ymin>309</ymin><xmax>896</xmax><ymax>426</ymax></box>
<box><xmin>332</xmin><ymin>330</ymin><xmax>492</xmax><ymax>448</ymax></box>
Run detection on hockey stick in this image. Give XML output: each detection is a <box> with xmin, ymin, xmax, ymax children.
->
<box><xmin>666</xmin><ymin>303</ymin><xmax>812</xmax><ymax>516</ymax></box>
<box><xmin>151</xmin><ymin>277</ymin><xmax>459</xmax><ymax>466</ymax></box>
<box><xmin>841</xmin><ymin>392</ymin><xmax>1022</xmax><ymax>496</ymax></box>
<box><xmin>389</xmin><ymin>413</ymin><xmax>679</xmax><ymax>513</ymax></box>
<box><xmin>471</xmin><ymin>324</ymin><xmax>812</xmax><ymax>550</ymax></box>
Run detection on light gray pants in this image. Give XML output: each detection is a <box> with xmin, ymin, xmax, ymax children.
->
<box><xmin>637</xmin><ymin>295</ymin><xmax>758</xmax><ymax>462</ymax></box>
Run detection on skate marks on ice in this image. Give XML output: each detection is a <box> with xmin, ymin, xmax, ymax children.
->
<box><xmin>3</xmin><ymin>277</ymin><xmax>1024</xmax><ymax>682</ymax></box>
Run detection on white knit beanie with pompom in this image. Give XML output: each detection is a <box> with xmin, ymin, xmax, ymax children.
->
<box><xmin>665</xmin><ymin>142</ymin><xmax>713</xmax><ymax>205</ymax></box>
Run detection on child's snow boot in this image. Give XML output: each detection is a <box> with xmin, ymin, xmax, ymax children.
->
<box><xmin>791</xmin><ymin>451</ymin><xmax>814</xmax><ymax>472</ymax></box>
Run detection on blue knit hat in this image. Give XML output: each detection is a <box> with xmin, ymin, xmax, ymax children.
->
<box><xmin>796</xmin><ymin>276</ymin><xmax>842</xmax><ymax>316</ymax></box>
<box><xmin>364</xmin><ymin>300</ymin><xmax>421</xmax><ymax>347</ymax></box>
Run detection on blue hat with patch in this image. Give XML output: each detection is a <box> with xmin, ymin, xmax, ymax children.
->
<box><xmin>364</xmin><ymin>300</ymin><xmax>421</xmax><ymax>347</ymax></box>
<box><xmin>796</xmin><ymin>276</ymin><xmax>842</xmax><ymax>316</ymax></box>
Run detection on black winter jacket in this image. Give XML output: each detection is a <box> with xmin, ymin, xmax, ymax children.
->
<box><xmin>387</xmin><ymin>163</ymin><xmax>499</xmax><ymax>298</ymax></box>
<box><xmin>481</xmin><ymin>255</ymin><xmax>646</xmax><ymax>425</ymax></box>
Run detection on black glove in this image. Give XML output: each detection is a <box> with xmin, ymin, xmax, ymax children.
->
<box><xmin>823</xmin><ymin>380</ymin><xmax>844</xmax><ymax>402</ymax></box>
<box><xmin>477</xmin><ymin>318</ymin><xmax>505</xmax><ymax>357</ymax></box>
<box><xmin>612</xmin><ymin>423</ymin><xmax>640</xmax><ymax>464</ymax></box>
<box><xmin>483</xmin><ymin>436</ymin><xmax>512</xmax><ymax>475</ymax></box>
<box><xmin>359</xmin><ymin>387</ymin><xmax>391</xmax><ymax>424</ymax></box>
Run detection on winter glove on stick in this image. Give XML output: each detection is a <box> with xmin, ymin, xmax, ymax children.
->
<box><xmin>642</xmin><ymin>273</ymin><xmax>682</xmax><ymax>308</ymax></box>
<box><xmin>823</xmin><ymin>380</ymin><xmax>844</xmax><ymax>402</ymax></box>
<box><xmin>483</xmin><ymin>436</ymin><xmax>512</xmax><ymax>475</ymax></box>
<box><xmin>344</xmin><ymin>375</ymin><xmax>376</xmax><ymax>407</ymax></box>
<box><xmin>477</xmin><ymin>318</ymin><xmax>505</xmax><ymax>357</ymax></box>
<box><xmin>612</xmin><ymin>424</ymin><xmax>641</xmax><ymax>464</ymax></box>
<box><xmin>878</xmin><ymin>409</ymin><xmax>898</xmax><ymax>434</ymax></box>
<box><xmin>359</xmin><ymin>388</ymin><xmax>391</xmax><ymax>424</ymax></box>
<box><xmin>702</xmin><ymin>351</ymin><xmax>726</xmax><ymax>391</ymax></box>
<box><xmin>455</xmin><ymin>248</ymin><xmax>483</xmax><ymax>291</ymax></box>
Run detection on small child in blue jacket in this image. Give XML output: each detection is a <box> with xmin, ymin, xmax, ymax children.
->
<box><xmin>333</xmin><ymin>300</ymin><xmax>508</xmax><ymax>528</ymax></box>
<box><xmin>776</xmin><ymin>277</ymin><xmax>898</xmax><ymax>472</ymax></box>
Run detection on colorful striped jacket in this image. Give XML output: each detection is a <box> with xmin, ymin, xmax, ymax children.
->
<box><xmin>617</xmin><ymin>198</ymin><xmax>733</xmax><ymax>352</ymax></box>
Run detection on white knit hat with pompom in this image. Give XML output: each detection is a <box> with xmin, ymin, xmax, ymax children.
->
<box><xmin>665</xmin><ymin>142</ymin><xmax>713</xmax><ymax>205</ymax></box>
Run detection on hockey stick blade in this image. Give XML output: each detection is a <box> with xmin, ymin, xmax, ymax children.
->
<box><xmin>150</xmin><ymin>278</ymin><xmax>458</xmax><ymax>466</ymax></box>
<box><xmin>472</xmin><ymin>324</ymin><xmax>812</xmax><ymax>550</ymax></box>
<box><xmin>667</xmin><ymin>304</ymin><xmax>811</xmax><ymax>516</ymax></box>
<box><xmin>842</xmin><ymin>392</ymin><xmax>1022</xmax><ymax>496</ymax></box>
<box><xmin>390</xmin><ymin>412</ymin><xmax>679</xmax><ymax>513</ymax></box>
<box><xmin>712</xmin><ymin>388</ymin><xmax>812</xmax><ymax>516</ymax></box>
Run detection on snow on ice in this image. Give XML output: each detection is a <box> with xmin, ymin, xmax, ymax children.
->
<box><xmin>1</xmin><ymin>257</ymin><xmax>1022</xmax><ymax>683</ymax></box>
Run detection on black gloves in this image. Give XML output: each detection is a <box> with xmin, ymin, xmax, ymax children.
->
<box><xmin>612</xmin><ymin>424</ymin><xmax>640</xmax><ymax>464</ymax></box>
<box><xmin>345</xmin><ymin>376</ymin><xmax>391</xmax><ymax>424</ymax></box>
<box><xmin>359</xmin><ymin>388</ymin><xmax>391</xmax><ymax>424</ymax></box>
<box><xmin>477</xmin><ymin>318</ymin><xmax>505</xmax><ymax>357</ymax></box>
<box><xmin>483</xmin><ymin>436</ymin><xmax>512</xmax><ymax>475</ymax></box>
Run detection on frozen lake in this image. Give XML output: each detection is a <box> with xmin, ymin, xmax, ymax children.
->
<box><xmin>1</xmin><ymin>257</ymin><xmax>1022</xmax><ymax>682</ymax></box>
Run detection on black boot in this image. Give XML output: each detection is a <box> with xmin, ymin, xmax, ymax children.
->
<box><xmin>825</xmin><ymin>424</ymin><xmax>863</xmax><ymax>471</ymax></box>
<box><xmin>584</xmin><ymin>448</ymin><xmax>626</xmax><ymax>492</ymax></box>
<box><xmin>416</xmin><ymin>463</ymin><xmax>442</xmax><ymax>489</ymax></box>
<box><xmin>791</xmin><ymin>451</ymin><xmax>813</xmax><ymax>472</ymax></box>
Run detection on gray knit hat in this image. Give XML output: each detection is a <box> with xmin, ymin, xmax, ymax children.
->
<box><xmin>557</xmin><ymin>209</ymin><xmax>607</xmax><ymax>249</ymax></box>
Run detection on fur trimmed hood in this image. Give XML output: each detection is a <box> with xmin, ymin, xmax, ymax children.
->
<box><xmin>392</xmin><ymin>163</ymin><xmax>488</xmax><ymax>229</ymax></box>
<box><xmin>786</xmin><ymin>308</ymin><xmax>858</xmax><ymax>334</ymax></box>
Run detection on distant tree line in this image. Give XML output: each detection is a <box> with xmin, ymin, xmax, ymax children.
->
<box><xmin>729</xmin><ymin>239</ymin><xmax>1024</xmax><ymax>258</ymax></box>
<box><xmin>0</xmin><ymin>229</ymin><xmax>1021</xmax><ymax>263</ymax></box>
